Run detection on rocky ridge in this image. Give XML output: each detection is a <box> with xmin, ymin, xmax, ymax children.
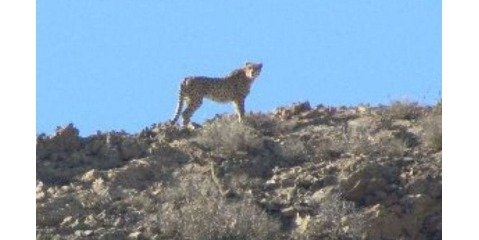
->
<box><xmin>37</xmin><ymin>101</ymin><xmax>442</xmax><ymax>239</ymax></box>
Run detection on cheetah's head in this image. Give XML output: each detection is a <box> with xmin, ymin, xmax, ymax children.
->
<box><xmin>244</xmin><ymin>62</ymin><xmax>263</xmax><ymax>80</ymax></box>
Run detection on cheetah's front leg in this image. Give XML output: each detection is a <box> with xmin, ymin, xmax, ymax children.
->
<box><xmin>233</xmin><ymin>98</ymin><xmax>245</xmax><ymax>122</ymax></box>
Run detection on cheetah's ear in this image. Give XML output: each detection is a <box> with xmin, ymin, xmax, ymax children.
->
<box><xmin>244</xmin><ymin>61</ymin><xmax>252</xmax><ymax>66</ymax></box>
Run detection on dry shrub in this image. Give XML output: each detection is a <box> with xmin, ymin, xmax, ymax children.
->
<box><xmin>304</xmin><ymin>130</ymin><xmax>344</xmax><ymax>160</ymax></box>
<box><xmin>422</xmin><ymin>107</ymin><xmax>442</xmax><ymax>151</ymax></box>
<box><xmin>194</xmin><ymin>117</ymin><xmax>264</xmax><ymax>154</ymax></box>
<box><xmin>343</xmin><ymin>124</ymin><xmax>376</xmax><ymax>156</ymax></box>
<box><xmin>343</xmin><ymin>120</ymin><xmax>418</xmax><ymax>157</ymax></box>
<box><xmin>293</xmin><ymin>194</ymin><xmax>367</xmax><ymax>240</ymax></box>
<box><xmin>277</xmin><ymin>136</ymin><xmax>311</xmax><ymax>164</ymax></box>
<box><xmin>377</xmin><ymin>137</ymin><xmax>408</xmax><ymax>157</ymax></box>
<box><xmin>158</xmin><ymin>178</ymin><xmax>282</xmax><ymax>240</ymax></box>
<box><xmin>376</xmin><ymin>127</ymin><xmax>419</xmax><ymax>157</ymax></box>
<box><xmin>247</xmin><ymin>111</ymin><xmax>287</xmax><ymax>137</ymax></box>
<box><xmin>141</xmin><ymin>123</ymin><xmax>193</xmax><ymax>143</ymax></box>
<box><xmin>385</xmin><ymin>100</ymin><xmax>422</xmax><ymax>120</ymax></box>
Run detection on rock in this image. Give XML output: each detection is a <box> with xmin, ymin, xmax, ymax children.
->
<box><xmin>69</xmin><ymin>219</ymin><xmax>80</xmax><ymax>228</ymax></box>
<box><xmin>265</xmin><ymin>179</ymin><xmax>278</xmax><ymax>190</ymax></box>
<box><xmin>83</xmin><ymin>230</ymin><xmax>94</xmax><ymax>236</ymax></box>
<box><xmin>292</xmin><ymin>101</ymin><xmax>312</xmax><ymax>114</ymax></box>
<box><xmin>113</xmin><ymin>217</ymin><xmax>125</xmax><ymax>227</ymax></box>
<box><xmin>282</xmin><ymin>205</ymin><xmax>312</xmax><ymax>217</ymax></box>
<box><xmin>60</xmin><ymin>216</ymin><xmax>74</xmax><ymax>227</ymax></box>
<box><xmin>74</xmin><ymin>230</ymin><xmax>83</xmax><ymax>237</ymax></box>
<box><xmin>74</xmin><ymin>230</ymin><xmax>94</xmax><ymax>237</ymax></box>
<box><xmin>96</xmin><ymin>210</ymin><xmax>107</xmax><ymax>220</ymax></box>
<box><xmin>274</xmin><ymin>101</ymin><xmax>312</xmax><ymax>119</ymax></box>
<box><xmin>51</xmin><ymin>123</ymin><xmax>82</xmax><ymax>151</ymax></box>
<box><xmin>46</xmin><ymin>187</ymin><xmax>56</xmax><ymax>195</ymax></box>
<box><xmin>92</xmin><ymin>178</ymin><xmax>107</xmax><ymax>194</ymax></box>
<box><xmin>340</xmin><ymin>163</ymin><xmax>399</xmax><ymax>206</ymax></box>
<box><xmin>128</xmin><ymin>231</ymin><xmax>142</xmax><ymax>239</ymax></box>
<box><xmin>297</xmin><ymin>174</ymin><xmax>318</xmax><ymax>189</ymax></box>
<box><xmin>84</xmin><ymin>214</ymin><xmax>97</xmax><ymax>227</ymax></box>
<box><xmin>36</xmin><ymin>191</ymin><xmax>45</xmax><ymax>201</ymax></box>
<box><xmin>294</xmin><ymin>213</ymin><xmax>312</xmax><ymax>234</ymax></box>
<box><xmin>81</xmin><ymin>169</ymin><xmax>100</xmax><ymax>182</ymax></box>
<box><xmin>281</xmin><ymin>206</ymin><xmax>297</xmax><ymax>217</ymax></box>
<box><xmin>106</xmin><ymin>158</ymin><xmax>158</xmax><ymax>190</ymax></box>
<box><xmin>36</xmin><ymin>181</ymin><xmax>44</xmax><ymax>192</ymax></box>
<box><xmin>308</xmin><ymin>186</ymin><xmax>334</xmax><ymax>204</ymax></box>
<box><xmin>357</xmin><ymin>105</ymin><xmax>369</xmax><ymax>115</ymax></box>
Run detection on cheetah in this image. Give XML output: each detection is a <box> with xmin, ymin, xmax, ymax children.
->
<box><xmin>170</xmin><ymin>62</ymin><xmax>263</xmax><ymax>126</ymax></box>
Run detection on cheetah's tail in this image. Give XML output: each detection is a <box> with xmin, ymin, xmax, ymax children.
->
<box><xmin>170</xmin><ymin>80</ymin><xmax>185</xmax><ymax>124</ymax></box>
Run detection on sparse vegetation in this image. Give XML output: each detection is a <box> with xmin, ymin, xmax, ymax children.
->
<box><xmin>421</xmin><ymin>102</ymin><xmax>442</xmax><ymax>151</ymax></box>
<box><xmin>343</xmin><ymin>123</ymin><xmax>377</xmax><ymax>156</ymax></box>
<box><xmin>246</xmin><ymin>111</ymin><xmax>286</xmax><ymax>136</ymax></box>
<box><xmin>194</xmin><ymin>116</ymin><xmax>264</xmax><ymax>155</ymax></box>
<box><xmin>292</xmin><ymin>194</ymin><xmax>367</xmax><ymax>240</ymax></box>
<box><xmin>37</xmin><ymin>102</ymin><xmax>441</xmax><ymax>239</ymax></box>
<box><xmin>384</xmin><ymin>100</ymin><xmax>422</xmax><ymax>120</ymax></box>
<box><xmin>158</xmin><ymin>179</ymin><xmax>282</xmax><ymax>240</ymax></box>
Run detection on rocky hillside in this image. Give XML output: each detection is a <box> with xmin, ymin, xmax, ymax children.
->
<box><xmin>36</xmin><ymin>101</ymin><xmax>442</xmax><ymax>240</ymax></box>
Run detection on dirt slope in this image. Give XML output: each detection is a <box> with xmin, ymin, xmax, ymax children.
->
<box><xmin>37</xmin><ymin>101</ymin><xmax>441</xmax><ymax>239</ymax></box>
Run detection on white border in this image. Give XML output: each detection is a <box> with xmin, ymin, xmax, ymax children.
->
<box><xmin>443</xmin><ymin>0</ymin><xmax>479</xmax><ymax>238</ymax></box>
<box><xmin>0</xmin><ymin>1</ymin><xmax>35</xmax><ymax>238</ymax></box>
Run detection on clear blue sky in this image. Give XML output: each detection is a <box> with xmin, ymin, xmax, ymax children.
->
<box><xmin>37</xmin><ymin>0</ymin><xmax>441</xmax><ymax>136</ymax></box>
